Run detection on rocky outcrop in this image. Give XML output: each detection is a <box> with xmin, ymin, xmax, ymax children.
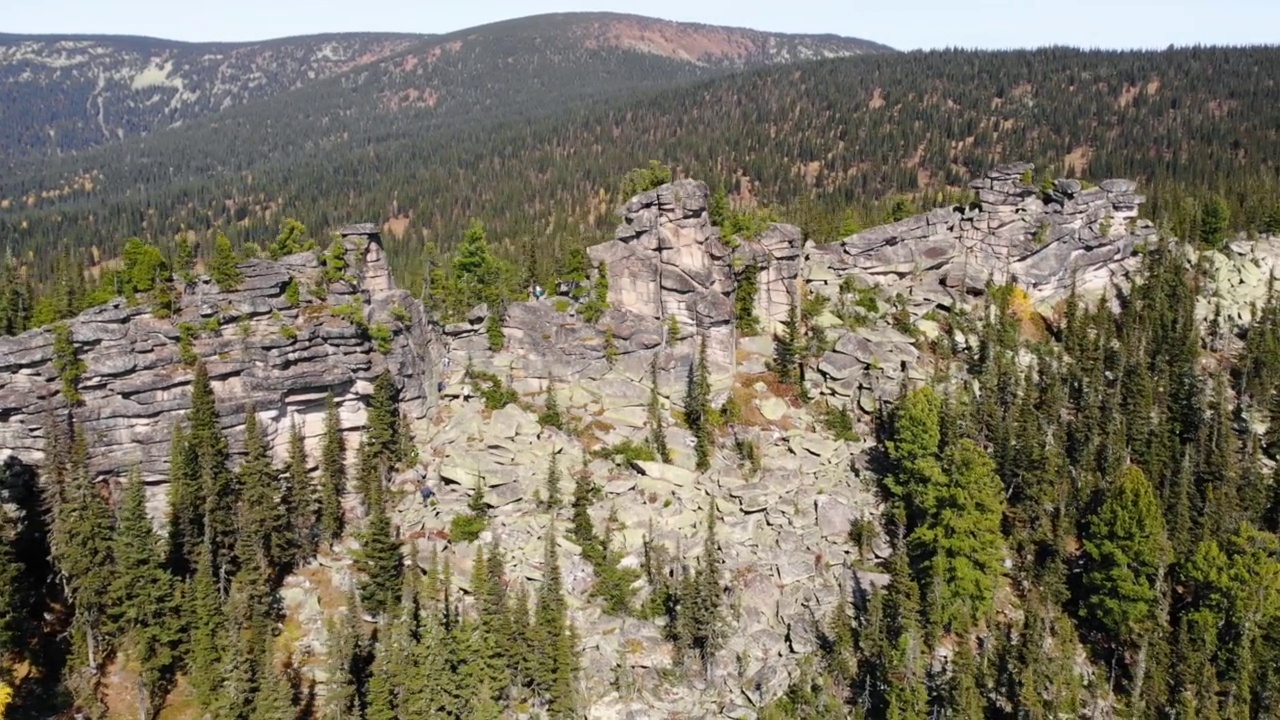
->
<box><xmin>589</xmin><ymin>179</ymin><xmax>804</xmax><ymax>376</ymax></box>
<box><xmin>0</xmin><ymin>227</ymin><xmax>443</xmax><ymax>514</ymax></box>
<box><xmin>806</xmin><ymin>163</ymin><xmax>1156</xmax><ymax>315</ymax></box>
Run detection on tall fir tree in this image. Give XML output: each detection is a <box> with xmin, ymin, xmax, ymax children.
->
<box><xmin>47</xmin><ymin>428</ymin><xmax>114</xmax><ymax>673</ymax></box>
<box><xmin>1081</xmin><ymin>465</ymin><xmax>1170</xmax><ymax>682</ymax></box>
<box><xmin>187</xmin><ymin>362</ymin><xmax>236</xmax><ymax>583</ymax></box>
<box><xmin>282</xmin><ymin>420</ymin><xmax>317</xmax><ymax>566</ymax></box>
<box><xmin>647</xmin><ymin>355</ymin><xmax>671</xmax><ymax>463</ymax></box>
<box><xmin>687</xmin><ymin>336</ymin><xmax>714</xmax><ymax>472</ymax></box>
<box><xmin>319</xmin><ymin>393</ymin><xmax>347</xmax><ymax>545</ymax></box>
<box><xmin>238</xmin><ymin>409</ymin><xmax>289</xmax><ymax>582</ymax></box>
<box><xmin>355</xmin><ymin>482</ymin><xmax>403</xmax><ymax>620</ymax></box>
<box><xmin>109</xmin><ymin>470</ymin><xmax>180</xmax><ymax>718</ymax></box>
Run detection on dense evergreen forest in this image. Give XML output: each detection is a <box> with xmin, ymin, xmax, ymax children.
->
<box><xmin>3</xmin><ymin>45</ymin><xmax>1279</xmax><ymax>306</ymax></box>
<box><xmin>0</xmin><ymin>365</ymin><xmax>586</xmax><ymax>719</ymax></box>
<box><xmin>761</xmin><ymin>248</ymin><xmax>1280</xmax><ymax>719</ymax></box>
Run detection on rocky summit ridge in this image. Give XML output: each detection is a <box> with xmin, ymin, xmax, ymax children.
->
<box><xmin>2</xmin><ymin>164</ymin><xmax>1274</xmax><ymax>717</ymax></box>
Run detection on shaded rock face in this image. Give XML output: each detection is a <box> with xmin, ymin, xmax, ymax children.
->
<box><xmin>0</xmin><ymin>229</ymin><xmax>443</xmax><ymax>514</ymax></box>
<box><xmin>589</xmin><ymin>179</ymin><xmax>804</xmax><ymax>376</ymax></box>
<box><xmin>807</xmin><ymin>163</ymin><xmax>1157</xmax><ymax>314</ymax></box>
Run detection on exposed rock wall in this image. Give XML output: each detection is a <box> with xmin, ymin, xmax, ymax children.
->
<box><xmin>806</xmin><ymin>163</ymin><xmax>1156</xmax><ymax>313</ymax></box>
<box><xmin>0</xmin><ymin>228</ymin><xmax>443</xmax><ymax>513</ymax></box>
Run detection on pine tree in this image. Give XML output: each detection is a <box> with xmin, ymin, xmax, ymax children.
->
<box><xmin>910</xmin><ymin>438</ymin><xmax>1006</xmax><ymax>635</ymax></box>
<box><xmin>0</xmin><ymin>508</ymin><xmax>24</xmax><ymax>660</ymax></box>
<box><xmin>542</xmin><ymin>453</ymin><xmax>563</xmax><ymax>512</ymax></box>
<box><xmin>355</xmin><ymin>483</ymin><xmax>403</xmax><ymax>620</ymax></box>
<box><xmin>687</xmin><ymin>336</ymin><xmax>714</xmax><ymax>472</ymax></box>
<box><xmin>187</xmin><ymin>362</ymin><xmax>236</xmax><ymax>582</ymax></box>
<box><xmin>282</xmin><ymin>420</ymin><xmax>317</xmax><ymax>565</ymax></box>
<box><xmin>531</xmin><ymin>524</ymin><xmax>576</xmax><ymax>716</ymax></box>
<box><xmin>319</xmin><ymin>393</ymin><xmax>346</xmax><ymax>545</ymax></box>
<box><xmin>238</xmin><ymin>409</ymin><xmax>288</xmax><ymax>581</ymax></box>
<box><xmin>647</xmin><ymin>355</ymin><xmax>671</xmax><ymax>463</ymax></box>
<box><xmin>167</xmin><ymin>421</ymin><xmax>202</xmax><ymax>575</ymax></box>
<box><xmin>1081</xmin><ymin>465</ymin><xmax>1169</xmax><ymax>672</ymax></box>
<box><xmin>110</xmin><ymin>470</ymin><xmax>180</xmax><ymax>717</ymax></box>
<box><xmin>48</xmin><ymin>429</ymin><xmax>114</xmax><ymax>672</ymax></box>
<box><xmin>210</xmin><ymin>232</ymin><xmax>243</xmax><ymax>290</ymax></box>
<box><xmin>772</xmin><ymin>298</ymin><xmax>801</xmax><ymax>385</ymax></box>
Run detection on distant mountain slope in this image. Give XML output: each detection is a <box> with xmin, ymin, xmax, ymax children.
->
<box><xmin>5</xmin><ymin>45</ymin><xmax>1277</xmax><ymax>296</ymax></box>
<box><xmin>0</xmin><ymin>32</ymin><xmax>424</xmax><ymax>160</ymax></box>
<box><xmin>0</xmin><ymin>13</ymin><xmax>890</xmax><ymax>165</ymax></box>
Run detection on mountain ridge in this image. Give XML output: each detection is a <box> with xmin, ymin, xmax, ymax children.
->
<box><xmin>0</xmin><ymin>13</ymin><xmax>891</xmax><ymax>165</ymax></box>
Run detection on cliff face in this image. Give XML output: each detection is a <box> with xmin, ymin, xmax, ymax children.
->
<box><xmin>0</xmin><ymin>226</ymin><xmax>443</xmax><ymax>512</ymax></box>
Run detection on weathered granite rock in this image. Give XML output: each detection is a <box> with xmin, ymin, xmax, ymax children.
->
<box><xmin>0</xmin><ymin>229</ymin><xmax>444</xmax><ymax>521</ymax></box>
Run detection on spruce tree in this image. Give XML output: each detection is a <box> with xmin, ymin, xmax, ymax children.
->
<box><xmin>538</xmin><ymin>380</ymin><xmax>566</xmax><ymax>431</ymax></box>
<box><xmin>248</xmin><ymin>644</ymin><xmax>296</xmax><ymax>720</ymax></box>
<box><xmin>319</xmin><ymin>393</ymin><xmax>346</xmax><ymax>545</ymax></box>
<box><xmin>282</xmin><ymin>420</ymin><xmax>317</xmax><ymax>565</ymax></box>
<box><xmin>188</xmin><ymin>543</ymin><xmax>226</xmax><ymax>712</ymax></box>
<box><xmin>321</xmin><ymin>596</ymin><xmax>362</xmax><ymax>720</ymax></box>
<box><xmin>531</xmin><ymin>524</ymin><xmax>576</xmax><ymax>716</ymax></box>
<box><xmin>686</xmin><ymin>336</ymin><xmax>714</xmax><ymax>472</ymax></box>
<box><xmin>679</xmin><ymin>502</ymin><xmax>724</xmax><ymax>672</ymax></box>
<box><xmin>359</xmin><ymin>371</ymin><xmax>401</xmax><ymax>501</ymax></box>
<box><xmin>48</xmin><ymin>429</ymin><xmax>113</xmax><ymax>672</ymax></box>
<box><xmin>772</xmin><ymin>298</ymin><xmax>801</xmax><ymax>385</ymax></box>
<box><xmin>355</xmin><ymin>483</ymin><xmax>403</xmax><ymax>620</ymax></box>
<box><xmin>1081</xmin><ymin>465</ymin><xmax>1169</xmax><ymax>674</ymax></box>
<box><xmin>187</xmin><ymin>362</ymin><xmax>236</xmax><ymax>582</ymax></box>
<box><xmin>167</xmin><ymin>421</ymin><xmax>202</xmax><ymax>575</ymax></box>
<box><xmin>238</xmin><ymin>409</ymin><xmax>288</xmax><ymax>581</ymax></box>
<box><xmin>542</xmin><ymin>453</ymin><xmax>563</xmax><ymax>512</ymax></box>
<box><xmin>910</xmin><ymin>438</ymin><xmax>1006</xmax><ymax>635</ymax></box>
<box><xmin>210</xmin><ymin>232</ymin><xmax>242</xmax><ymax>290</ymax></box>
<box><xmin>646</xmin><ymin>355</ymin><xmax>671</xmax><ymax>463</ymax></box>
<box><xmin>109</xmin><ymin>471</ymin><xmax>180</xmax><ymax>717</ymax></box>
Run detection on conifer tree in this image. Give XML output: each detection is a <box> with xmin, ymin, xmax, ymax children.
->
<box><xmin>359</xmin><ymin>371</ymin><xmax>401</xmax><ymax>500</ymax></box>
<box><xmin>910</xmin><ymin>438</ymin><xmax>1005</xmax><ymax>635</ymax></box>
<box><xmin>282</xmin><ymin>420</ymin><xmax>317</xmax><ymax>565</ymax></box>
<box><xmin>321</xmin><ymin>597</ymin><xmax>362</xmax><ymax>720</ymax></box>
<box><xmin>210</xmin><ymin>232</ymin><xmax>242</xmax><ymax>290</ymax></box>
<box><xmin>0</xmin><ymin>510</ymin><xmax>24</xmax><ymax>660</ymax></box>
<box><xmin>355</xmin><ymin>483</ymin><xmax>403</xmax><ymax>620</ymax></box>
<box><xmin>109</xmin><ymin>470</ymin><xmax>179</xmax><ymax>717</ymax></box>
<box><xmin>248</xmin><ymin>644</ymin><xmax>296</xmax><ymax>720</ymax></box>
<box><xmin>943</xmin><ymin>642</ymin><xmax>985</xmax><ymax>719</ymax></box>
<box><xmin>646</xmin><ymin>355</ymin><xmax>671</xmax><ymax>463</ymax></box>
<box><xmin>188</xmin><ymin>543</ymin><xmax>226</xmax><ymax>712</ymax></box>
<box><xmin>238</xmin><ymin>409</ymin><xmax>288</xmax><ymax>581</ymax></box>
<box><xmin>538</xmin><ymin>379</ymin><xmax>566</xmax><ymax>431</ymax></box>
<box><xmin>542</xmin><ymin>453</ymin><xmax>563</xmax><ymax>512</ymax></box>
<box><xmin>187</xmin><ymin>362</ymin><xmax>236</xmax><ymax>582</ymax></box>
<box><xmin>1081</xmin><ymin>465</ymin><xmax>1169</xmax><ymax>676</ymax></box>
<box><xmin>318</xmin><ymin>393</ymin><xmax>346</xmax><ymax>545</ymax></box>
<box><xmin>686</xmin><ymin>336</ymin><xmax>714</xmax><ymax>472</ymax></box>
<box><xmin>677</xmin><ymin>503</ymin><xmax>724</xmax><ymax>672</ymax></box>
<box><xmin>48</xmin><ymin>429</ymin><xmax>113</xmax><ymax>672</ymax></box>
<box><xmin>531</xmin><ymin>524</ymin><xmax>576</xmax><ymax>716</ymax></box>
<box><xmin>167</xmin><ymin>421</ymin><xmax>202</xmax><ymax>575</ymax></box>
<box><xmin>772</xmin><ymin>298</ymin><xmax>801</xmax><ymax>385</ymax></box>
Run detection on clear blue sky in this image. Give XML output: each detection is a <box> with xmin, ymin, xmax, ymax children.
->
<box><xmin>4</xmin><ymin>0</ymin><xmax>1278</xmax><ymax>49</ymax></box>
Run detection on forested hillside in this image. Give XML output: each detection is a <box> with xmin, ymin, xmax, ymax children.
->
<box><xmin>0</xmin><ymin>12</ymin><xmax>888</xmax><ymax>168</ymax></box>
<box><xmin>2</xmin><ymin>45</ymin><xmax>1277</xmax><ymax>308</ymax></box>
<box><xmin>0</xmin><ymin>32</ymin><xmax>425</xmax><ymax>164</ymax></box>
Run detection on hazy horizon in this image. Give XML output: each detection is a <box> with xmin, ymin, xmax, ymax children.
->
<box><xmin>5</xmin><ymin>0</ymin><xmax>1280</xmax><ymax>50</ymax></box>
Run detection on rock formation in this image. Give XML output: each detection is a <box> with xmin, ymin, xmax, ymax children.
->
<box><xmin>0</xmin><ymin>225</ymin><xmax>443</xmax><ymax>514</ymax></box>
<box><xmin>7</xmin><ymin>163</ymin><xmax>1257</xmax><ymax>718</ymax></box>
